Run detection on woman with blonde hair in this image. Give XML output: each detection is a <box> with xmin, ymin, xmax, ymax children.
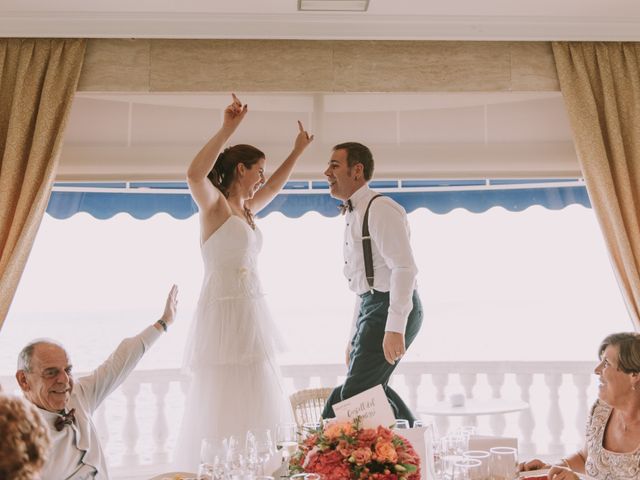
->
<box><xmin>0</xmin><ymin>393</ymin><xmax>50</xmax><ymax>480</ymax></box>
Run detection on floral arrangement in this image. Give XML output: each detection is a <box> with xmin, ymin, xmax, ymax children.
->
<box><xmin>290</xmin><ymin>418</ymin><xmax>421</xmax><ymax>480</ymax></box>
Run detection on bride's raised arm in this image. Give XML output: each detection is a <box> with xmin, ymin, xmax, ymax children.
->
<box><xmin>187</xmin><ymin>93</ymin><xmax>247</xmax><ymax>212</ymax></box>
<box><xmin>246</xmin><ymin>120</ymin><xmax>314</xmax><ymax>214</ymax></box>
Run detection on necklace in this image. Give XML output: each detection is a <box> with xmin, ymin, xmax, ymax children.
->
<box><xmin>243</xmin><ymin>206</ymin><xmax>256</xmax><ymax>230</ymax></box>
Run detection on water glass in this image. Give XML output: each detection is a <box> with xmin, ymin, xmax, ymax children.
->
<box><xmin>463</xmin><ymin>451</ymin><xmax>490</xmax><ymax>480</ymax></box>
<box><xmin>489</xmin><ymin>447</ymin><xmax>518</xmax><ymax>480</ymax></box>
<box><xmin>440</xmin><ymin>434</ymin><xmax>465</xmax><ymax>479</ymax></box>
<box><xmin>395</xmin><ymin>419</ymin><xmax>410</xmax><ymax>429</ymax></box>
<box><xmin>452</xmin><ymin>458</ymin><xmax>482</xmax><ymax>480</ymax></box>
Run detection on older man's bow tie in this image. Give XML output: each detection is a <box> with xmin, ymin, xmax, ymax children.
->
<box><xmin>339</xmin><ymin>199</ymin><xmax>353</xmax><ymax>215</ymax></box>
<box><xmin>54</xmin><ymin>408</ymin><xmax>76</xmax><ymax>431</ymax></box>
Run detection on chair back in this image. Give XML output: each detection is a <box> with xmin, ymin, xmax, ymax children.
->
<box><xmin>289</xmin><ymin>387</ymin><xmax>333</xmax><ymax>427</ymax></box>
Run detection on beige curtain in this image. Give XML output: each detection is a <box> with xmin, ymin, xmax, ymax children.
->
<box><xmin>553</xmin><ymin>42</ymin><xmax>640</xmax><ymax>330</ymax></box>
<box><xmin>0</xmin><ymin>39</ymin><xmax>86</xmax><ymax>331</ymax></box>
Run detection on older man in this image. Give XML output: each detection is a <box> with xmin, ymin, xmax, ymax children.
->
<box><xmin>15</xmin><ymin>285</ymin><xmax>178</xmax><ymax>480</ymax></box>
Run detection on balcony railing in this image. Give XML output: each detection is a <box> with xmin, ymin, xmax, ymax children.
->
<box><xmin>0</xmin><ymin>360</ymin><xmax>597</xmax><ymax>480</ymax></box>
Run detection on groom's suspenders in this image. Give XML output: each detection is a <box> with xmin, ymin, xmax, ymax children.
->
<box><xmin>362</xmin><ymin>194</ymin><xmax>383</xmax><ymax>290</ymax></box>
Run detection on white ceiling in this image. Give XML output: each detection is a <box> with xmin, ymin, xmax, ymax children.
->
<box><xmin>58</xmin><ymin>92</ymin><xmax>579</xmax><ymax>181</ymax></box>
<box><xmin>1</xmin><ymin>0</ymin><xmax>639</xmax><ymax>40</ymax></box>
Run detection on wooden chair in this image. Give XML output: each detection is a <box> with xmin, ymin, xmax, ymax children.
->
<box><xmin>289</xmin><ymin>387</ymin><xmax>333</xmax><ymax>427</ymax></box>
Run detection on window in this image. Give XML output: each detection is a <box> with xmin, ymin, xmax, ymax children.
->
<box><xmin>0</xmin><ymin>190</ymin><xmax>631</xmax><ymax>376</ymax></box>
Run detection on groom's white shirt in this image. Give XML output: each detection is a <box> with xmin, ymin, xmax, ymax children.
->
<box><xmin>38</xmin><ymin>325</ymin><xmax>161</xmax><ymax>480</ymax></box>
<box><xmin>343</xmin><ymin>184</ymin><xmax>418</xmax><ymax>333</ymax></box>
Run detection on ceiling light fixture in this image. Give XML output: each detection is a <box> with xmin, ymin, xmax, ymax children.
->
<box><xmin>298</xmin><ymin>0</ymin><xmax>370</xmax><ymax>12</ymax></box>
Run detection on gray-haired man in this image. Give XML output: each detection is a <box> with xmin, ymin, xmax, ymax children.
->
<box><xmin>15</xmin><ymin>285</ymin><xmax>178</xmax><ymax>480</ymax></box>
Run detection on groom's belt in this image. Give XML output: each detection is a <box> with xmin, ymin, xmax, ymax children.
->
<box><xmin>359</xmin><ymin>289</ymin><xmax>389</xmax><ymax>299</ymax></box>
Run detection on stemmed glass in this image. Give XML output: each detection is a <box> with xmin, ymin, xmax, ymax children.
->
<box><xmin>226</xmin><ymin>436</ymin><xmax>246</xmax><ymax>477</ymax></box>
<box><xmin>275</xmin><ymin>423</ymin><xmax>298</xmax><ymax>473</ymax></box>
<box><xmin>249</xmin><ymin>429</ymin><xmax>275</xmax><ymax>475</ymax></box>
<box><xmin>198</xmin><ymin>438</ymin><xmax>226</xmax><ymax>480</ymax></box>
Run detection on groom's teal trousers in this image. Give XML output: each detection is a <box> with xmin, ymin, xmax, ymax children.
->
<box><xmin>321</xmin><ymin>289</ymin><xmax>423</xmax><ymax>422</ymax></box>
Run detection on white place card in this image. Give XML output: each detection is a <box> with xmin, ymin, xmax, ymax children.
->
<box><xmin>332</xmin><ymin>384</ymin><xmax>395</xmax><ymax>428</ymax></box>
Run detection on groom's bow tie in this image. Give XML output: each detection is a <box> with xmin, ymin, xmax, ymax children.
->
<box><xmin>339</xmin><ymin>199</ymin><xmax>353</xmax><ymax>215</ymax></box>
<box><xmin>54</xmin><ymin>408</ymin><xmax>76</xmax><ymax>431</ymax></box>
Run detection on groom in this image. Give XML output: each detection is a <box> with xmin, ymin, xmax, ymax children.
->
<box><xmin>321</xmin><ymin>142</ymin><xmax>423</xmax><ymax>422</ymax></box>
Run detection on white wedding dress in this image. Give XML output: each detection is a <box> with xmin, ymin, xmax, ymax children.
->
<box><xmin>173</xmin><ymin>215</ymin><xmax>291</xmax><ymax>470</ymax></box>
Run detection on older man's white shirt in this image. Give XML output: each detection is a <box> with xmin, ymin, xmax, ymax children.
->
<box><xmin>38</xmin><ymin>325</ymin><xmax>161</xmax><ymax>480</ymax></box>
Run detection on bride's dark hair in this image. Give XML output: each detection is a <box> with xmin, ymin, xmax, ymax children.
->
<box><xmin>208</xmin><ymin>144</ymin><xmax>265</xmax><ymax>229</ymax></box>
<box><xmin>207</xmin><ymin>144</ymin><xmax>265</xmax><ymax>197</ymax></box>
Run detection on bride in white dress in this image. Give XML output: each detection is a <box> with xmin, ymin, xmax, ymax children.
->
<box><xmin>174</xmin><ymin>94</ymin><xmax>314</xmax><ymax>470</ymax></box>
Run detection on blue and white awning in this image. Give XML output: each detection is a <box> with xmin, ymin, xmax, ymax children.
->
<box><xmin>47</xmin><ymin>179</ymin><xmax>591</xmax><ymax>220</ymax></box>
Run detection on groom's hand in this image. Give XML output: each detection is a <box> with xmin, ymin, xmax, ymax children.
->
<box><xmin>345</xmin><ymin>343</ymin><xmax>351</xmax><ymax>366</ymax></box>
<box><xmin>383</xmin><ymin>332</ymin><xmax>405</xmax><ymax>365</ymax></box>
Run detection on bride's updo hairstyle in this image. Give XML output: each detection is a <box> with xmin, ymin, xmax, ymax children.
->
<box><xmin>208</xmin><ymin>144</ymin><xmax>265</xmax><ymax>197</ymax></box>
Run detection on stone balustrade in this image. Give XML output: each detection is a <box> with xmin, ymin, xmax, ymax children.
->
<box><xmin>0</xmin><ymin>360</ymin><xmax>597</xmax><ymax>479</ymax></box>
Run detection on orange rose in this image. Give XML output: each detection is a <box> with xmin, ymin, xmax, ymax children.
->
<box><xmin>324</xmin><ymin>421</ymin><xmax>355</xmax><ymax>440</ymax></box>
<box><xmin>350</xmin><ymin>447</ymin><xmax>373</xmax><ymax>465</ymax></box>
<box><xmin>375</xmin><ymin>441</ymin><xmax>398</xmax><ymax>463</ymax></box>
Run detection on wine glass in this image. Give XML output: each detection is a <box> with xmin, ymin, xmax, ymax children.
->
<box><xmin>489</xmin><ymin>446</ymin><xmax>518</xmax><ymax>480</ymax></box>
<box><xmin>253</xmin><ymin>429</ymin><xmax>275</xmax><ymax>475</ymax></box>
<box><xmin>276</xmin><ymin>423</ymin><xmax>298</xmax><ymax>472</ymax></box>
<box><xmin>198</xmin><ymin>438</ymin><xmax>225</xmax><ymax>480</ymax></box>
<box><xmin>226</xmin><ymin>435</ymin><xmax>247</xmax><ymax>476</ymax></box>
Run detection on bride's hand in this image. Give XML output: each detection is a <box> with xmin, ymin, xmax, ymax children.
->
<box><xmin>222</xmin><ymin>93</ymin><xmax>248</xmax><ymax>132</ymax></box>
<box><xmin>292</xmin><ymin>120</ymin><xmax>314</xmax><ymax>154</ymax></box>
